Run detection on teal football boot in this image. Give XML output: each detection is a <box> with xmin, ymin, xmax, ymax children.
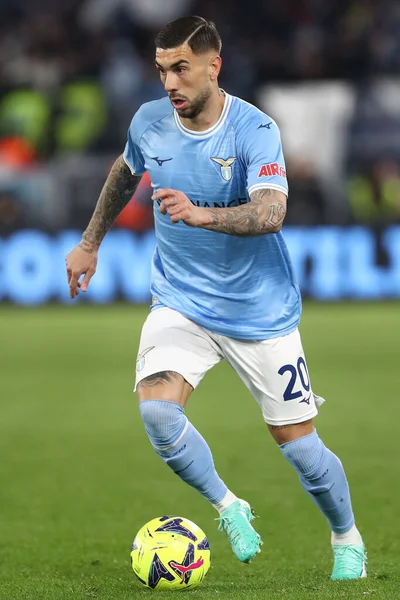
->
<box><xmin>331</xmin><ymin>543</ymin><xmax>367</xmax><ymax>580</ymax></box>
<box><xmin>217</xmin><ymin>499</ymin><xmax>262</xmax><ymax>563</ymax></box>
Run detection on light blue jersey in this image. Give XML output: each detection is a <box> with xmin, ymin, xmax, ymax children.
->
<box><xmin>124</xmin><ymin>93</ymin><xmax>301</xmax><ymax>340</ymax></box>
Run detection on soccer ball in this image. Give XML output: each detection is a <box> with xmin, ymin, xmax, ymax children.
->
<box><xmin>130</xmin><ymin>515</ymin><xmax>211</xmax><ymax>591</ymax></box>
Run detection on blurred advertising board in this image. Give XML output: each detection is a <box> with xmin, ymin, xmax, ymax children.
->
<box><xmin>1</xmin><ymin>226</ymin><xmax>399</xmax><ymax>304</ymax></box>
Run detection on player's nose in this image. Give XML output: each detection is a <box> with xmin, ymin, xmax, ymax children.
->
<box><xmin>164</xmin><ymin>71</ymin><xmax>179</xmax><ymax>92</ymax></box>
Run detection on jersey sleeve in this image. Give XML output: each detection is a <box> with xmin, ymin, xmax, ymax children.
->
<box><xmin>241</xmin><ymin>117</ymin><xmax>288</xmax><ymax>197</ymax></box>
<box><xmin>123</xmin><ymin>111</ymin><xmax>146</xmax><ymax>176</ymax></box>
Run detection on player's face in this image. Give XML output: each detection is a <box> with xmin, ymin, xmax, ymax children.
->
<box><xmin>155</xmin><ymin>44</ymin><xmax>220</xmax><ymax>119</ymax></box>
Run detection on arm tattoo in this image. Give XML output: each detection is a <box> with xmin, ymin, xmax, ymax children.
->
<box><xmin>137</xmin><ymin>371</ymin><xmax>180</xmax><ymax>389</ymax></box>
<box><xmin>80</xmin><ymin>154</ymin><xmax>141</xmax><ymax>251</ymax></box>
<box><xmin>201</xmin><ymin>188</ymin><xmax>286</xmax><ymax>237</ymax></box>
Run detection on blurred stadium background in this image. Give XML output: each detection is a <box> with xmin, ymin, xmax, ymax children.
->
<box><xmin>1</xmin><ymin>1</ymin><xmax>400</xmax><ymax>599</ymax></box>
<box><xmin>1</xmin><ymin>0</ymin><xmax>400</xmax><ymax>302</ymax></box>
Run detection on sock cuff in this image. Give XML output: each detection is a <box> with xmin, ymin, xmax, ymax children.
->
<box><xmin>279</xmin><ymin>429</ymin><xmax>318</xmax><ymax>450</ymax></box>
<box><xmin>139</xmin><ymin>399</ymin><xmax>184</xmax><ymax>412</ymax></box>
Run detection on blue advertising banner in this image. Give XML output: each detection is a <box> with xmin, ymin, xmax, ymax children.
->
<box><xmin>1</xmin><ymin>227</ymin><xmax>399</xmax><ymax>304</ymax></box>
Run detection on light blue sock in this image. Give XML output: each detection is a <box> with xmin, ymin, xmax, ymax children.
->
<box><xmin>280</xmin><ymin>430</ymin><xmax>354</xmax><ymax>534</ymax></box>
<box><xmin>139</xmin><ymin>400</ymin><xmax>228</xmax><ymax>505</ymax></box>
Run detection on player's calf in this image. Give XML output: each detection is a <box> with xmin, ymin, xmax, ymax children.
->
<box><xmin>139</xmin><ymin>399</ymin><xmax>228</xmax><ymax>504</ymax></box>
<box><xmin>279</xmin><ymin>429</ymin><xmax>367</xmax><ymax>579</ymax></box>
<box><xmin>139</xmin><ymin>399</ymin><xmax>262</xmax><ymax>562</ymax></box>
<box><xmin>279</xmin><ymin>430</ymin><xmax>355</xmax><ymax>534</ymax></box>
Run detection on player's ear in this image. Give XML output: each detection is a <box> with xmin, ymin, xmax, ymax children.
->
<box><xmin>209</xmin><ymin>55</ymin><xmax>222</xmax><ymax>81</ymax></box>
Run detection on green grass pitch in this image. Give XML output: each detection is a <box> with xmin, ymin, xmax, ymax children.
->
<box><xmin>0</xmin><ymin>303</ymin><xmax>398</xmax><ymax>600</ymax></box>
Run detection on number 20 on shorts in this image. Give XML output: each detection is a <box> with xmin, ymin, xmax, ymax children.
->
<box><xmin>278</xmin><ymin>357</ymin><xmax>310</xmax><ymax>403</ymax></box>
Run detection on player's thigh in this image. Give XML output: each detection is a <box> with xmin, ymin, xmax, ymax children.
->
<box><xmin>135</xmin><ymin>307</ymin><xmax>222</xmax><ymax>407</ymax></box>
<box><xmin>220</xmin><ymin>329</ymin><xmax>323</xmax><ymax>427</ymax></box>
<box><xmin>137</xmin><ymin>370</ymin><xmax>193</xmax><ymax>407</ymax></box>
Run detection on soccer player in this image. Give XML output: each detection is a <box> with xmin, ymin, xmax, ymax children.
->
<box><xmin>66</xmin><ymin>16</ymin><xmax>367</xmax><ymax>580</ymax></box>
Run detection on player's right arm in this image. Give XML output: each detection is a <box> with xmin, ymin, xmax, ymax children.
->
<box><xmin>66</xmin><ymin>154</ymin><xmax>141</xmax><ymax>299</ymax></box>
<box><xmin>66</xmin><ymin>106</ymin><xmax>147</xmax><ymax>299</ymax></box>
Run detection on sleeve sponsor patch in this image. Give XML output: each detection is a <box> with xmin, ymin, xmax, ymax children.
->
<box><xmin>258</xmin><ymin>163</ymin><xmax>286</xmax><ymax>178</ymax></box>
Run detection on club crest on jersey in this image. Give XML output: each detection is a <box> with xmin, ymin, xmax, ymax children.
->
<box><xmin>211</xmin><ymin>157</ymin><xmax>236</xmax><ymax>181</ymax></box>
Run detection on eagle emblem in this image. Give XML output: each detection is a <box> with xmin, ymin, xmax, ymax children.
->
<box><xmin>210</xmin><ymin>157</ymin><xmax>237</xmax><ymax>181</ymax></box>
<box><xmin>136</xmin><ymin>346</ymin><xmax>155</xmax><ymax>371</ymax></box>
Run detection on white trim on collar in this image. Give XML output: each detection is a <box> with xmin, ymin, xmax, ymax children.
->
<box><xmin>174</xmin><ymin>92</ymin><xmax>232</xmax><ymax>139</ymax></box>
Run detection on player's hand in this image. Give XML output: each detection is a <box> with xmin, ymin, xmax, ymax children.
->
<box><xmin>152</xmin><ymin>188</ymin><xmax>203</xmax><ymax>227</ymax></box>
<box><xmin>65</xmin><ymin>242</ymin><xmax>98</xmax><ymax>299</ymax></box>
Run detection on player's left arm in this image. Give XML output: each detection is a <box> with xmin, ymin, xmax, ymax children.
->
<box><xmin>152</xmin><ymin>115</ymin><xmax>288</xmax><ymax>236</ymax></box>
<box><xmin>197</xmin><ymin>187</ymin><xmax>287</xmax><ymax>236</ymax></box>
<box><xmin>199</xmin><ymin>116</ymin><xmax>288</xmax><ymax>236</ymax></box>
<box><xmin>152</xmin><ymin>187</ymin><xmax>286</xmax><ymax>236</ymax></box>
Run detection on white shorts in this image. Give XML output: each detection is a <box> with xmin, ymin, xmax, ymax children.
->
<box><xmin>134</xmin><ymin>307</ymin><xmax>324</xmax><ymax>426</ymax></box>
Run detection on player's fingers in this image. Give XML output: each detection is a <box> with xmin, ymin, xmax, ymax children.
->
<box><xmin>66</xmin><ymin>265</ymin><xmax>82</xmax><ymax>286</ymax></box>
<box><xmin>160</xmin><ymin>197</ymin><xmax>178</xmax><ymax>212</ymax></box>
<box><xmin>69</xmin><ymin>272</ymin><xmax>81</xmax><ymax>298</ymax></box>
<box><xmin>66</xmin><ymin>269</ymin><xmax>81</xmax><ymax>286</ymax></box>
<box><xmin>170</xmin><ymin>211</ymin><xmax>187</xmax><ymax>223</ymax></box>
<box><xmin>81</xmin><ymin>270</ymin><xmax>95</xmax><ymax>292</ymax></box>
<box><xmin>166</xmin><ymin>203</ymin><xmax>182</xmax><ymax>215</ymax></box>
<box><xmin>159</xmin><ymin>200</ymin><xmax>168</xmax><ymax>215</ymax></box>
<box><xmin>71</xmin><ymin>280</ymin><xmax>82</xmax><ymax>292</ymax></box>
<box><xmin>152</xmin><ymin>188</ymin><xmax>179</xmax><ymax>201</ymax></box>
<box><xmin>152</xmin><ymin>188</ymin><xmax>168</xmax><ymax>200</ymax></box>
<box><xmin>159</xmin><ymin>194</ymin><xmax>182</xmax><ymax>214</ymax></box>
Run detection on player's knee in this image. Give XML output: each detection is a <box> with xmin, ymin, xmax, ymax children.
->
<box><xmin>139</xmin><ymin>400</ymin><xmax>186</xmax><ymax>448</ymax></box>
<box><xmin>280</xmin><ymin>430</ymin><xmax>324</xmax><ymax>477</ymax></box>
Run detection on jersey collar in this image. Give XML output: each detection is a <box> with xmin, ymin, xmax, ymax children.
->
<box><xmin>173</xmin><ymin>92</ymin><xmax>232</xmax><ymax>139</ymax></box>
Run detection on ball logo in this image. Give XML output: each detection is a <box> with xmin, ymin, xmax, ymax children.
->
<box><xmin>258</xmin><ymin>163</ymin><xmax>286</xmax><ymax>178</ymax></box>
<box><xmin>169</xmin><ymin>556</ymin><xmax>204</xmax><ymax>585</ymax></box>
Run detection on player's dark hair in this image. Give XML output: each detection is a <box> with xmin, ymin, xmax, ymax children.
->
<box><xmin>155</xmin><ymin>16</ymin><xmax>222</xmax><ymax>55</ymax></box>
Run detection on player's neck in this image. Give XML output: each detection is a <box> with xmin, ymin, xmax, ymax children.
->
<box><xmin>179</xmin><ymin>89</ymin><xmax>226</xmax><ymax>132</ymax></box>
